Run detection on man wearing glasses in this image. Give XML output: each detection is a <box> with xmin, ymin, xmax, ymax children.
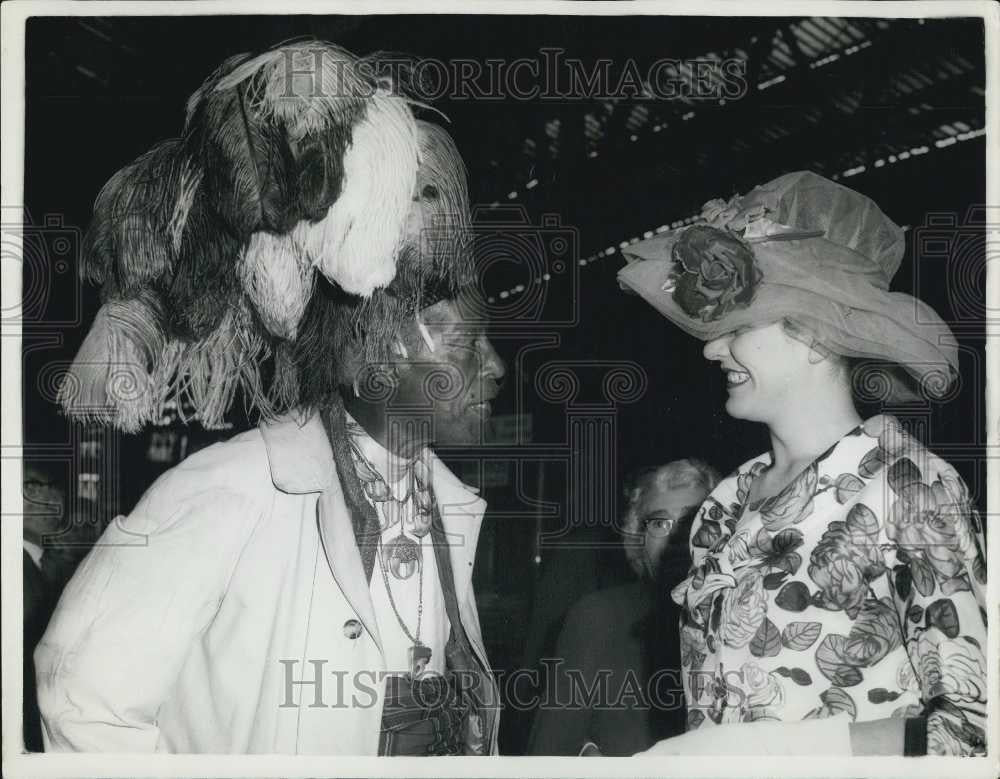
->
<box><xmin>528</xmin><ymin>459</ymin><xmax>719</xmax><ymax>756</ymax></box>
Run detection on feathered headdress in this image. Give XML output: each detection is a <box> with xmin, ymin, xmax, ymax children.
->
<box><xmin>58</xmin><ymin>41</ymin><xmax>423</xmax><ymax>431</ymax></box>
<box><xmin>291</xmin><ymin>119</ymin><xmax>476</xmax><ymax>413</ymax></box>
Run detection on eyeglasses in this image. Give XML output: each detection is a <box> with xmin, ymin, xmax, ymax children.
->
<box><xmin>641</xmin><ymin>508</ymin><xmax>700</xmax><ymax>538</ymax></box>
<box><xmin>642</xmin><ymin>517</ymin><xmax>675</xmax><ymax>537</ymax></box>
<box><xmin>24</xmin><ymin>478</ymin><xmax>60</xmax><ymax>497</ymax></box>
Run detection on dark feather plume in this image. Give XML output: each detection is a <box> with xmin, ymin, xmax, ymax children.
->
<box><xmin>163</xmin><ymin>188</ymin><xmax>241</xmax><ymax>341</ymax></box>
<box><xmin>83</xmin><ymin>140</ymin><xmax>197</xmax><ymax>299</ymax></box>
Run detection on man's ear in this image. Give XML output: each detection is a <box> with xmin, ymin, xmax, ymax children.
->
<box><xmin>391</xmin><ymin>337</ymin><xmax>411</xmax><ymax>361</ymax></box>
<box><xmin>394</xmin><ymin>314</ymin><xmax>438</xmax><ymax>360</ymax></box>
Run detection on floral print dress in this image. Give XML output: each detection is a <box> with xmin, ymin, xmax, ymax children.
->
<box><xmin>672</xmin><ymin>415</ymin><xmax>988</xmax><ymax>755</ymax></box>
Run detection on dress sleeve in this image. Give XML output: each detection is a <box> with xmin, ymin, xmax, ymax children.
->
<box><xmin>881</xmin><ymin>447</ymin><xmax>988</xmax><ymax>756</ymax></box>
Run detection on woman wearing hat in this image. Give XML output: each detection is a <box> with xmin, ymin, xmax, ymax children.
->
<box><xmin>618</xmin><ymin>172</ymin><xmax>987</xmax><ymax>757</ymax></box>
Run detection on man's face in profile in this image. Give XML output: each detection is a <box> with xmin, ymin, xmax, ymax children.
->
<box><xmin>390</xmin><ymin>293</ymin><xmax>506</xmax><ymax>448</ymax></box>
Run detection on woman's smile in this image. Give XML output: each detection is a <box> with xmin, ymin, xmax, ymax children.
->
<box><xmin>725</xmin><ymin>369</ymin><xmax>751</xmax><ymax>388</ymax></box>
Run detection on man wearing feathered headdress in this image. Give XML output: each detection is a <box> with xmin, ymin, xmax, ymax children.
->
<box><xmin>35</xmin><ymin>42</ymin><xmax>505</xmax><ymax>756</ymax></box>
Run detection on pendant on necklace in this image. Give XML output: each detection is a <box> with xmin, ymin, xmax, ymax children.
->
<box><xmin>382</xmin><ymin>532</ymin><xmax>421</xmax><ymax>579</ymax></box>
<box><xmin>409</xmin><ymin>467</ymin><xmax>434</xmax><ymax>538</ymax></box>
<box><xmin>408</xmin><ymin>507</ymin><xmax>433</xmax><ymax>538</ymax></box>
<box><xmin>381</xmin><ymin>500</ymin><xmax>404</xmax><ymax>532</ymax></box>
<box><xmin>408</xmin><ymin>643</ymin><xmax>432</xmax><ymax>679</ymax></box>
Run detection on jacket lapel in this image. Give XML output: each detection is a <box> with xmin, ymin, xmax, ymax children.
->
<box><xmin>261</xmin><ymin>411</ymin><xmax>381</xmax><ymax>650</ymax></box>
<box><xmin>260</xmin><ymin>412</ymin><xmax>487</xmax><ymax>657</ymax></box>
<box><xmin>425</xmin><ymin>452</ymin><xmax>487</xmax><ymax>634</ymax></box>
<box><xmin>316</xmin><ymin>473</ymin><xmax>382</xmax><ymax>651</ymax></box>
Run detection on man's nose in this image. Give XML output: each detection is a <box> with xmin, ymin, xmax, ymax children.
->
<box><xmin>479</xmin><ymin>337</ymin><xmax>506</xmax><ymax>384</ymax></box>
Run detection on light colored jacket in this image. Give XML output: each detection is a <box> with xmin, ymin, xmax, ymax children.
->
<box><xmin>35</xmin><ymin>411</ymin><xmax>499</xmax><ymax>754</ymax></box>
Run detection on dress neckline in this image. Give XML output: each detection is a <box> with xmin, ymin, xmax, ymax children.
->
<box><xmin>739</xmin><ymin>422</ymin><xmax>866</xmax><ymax>519</ymax></box>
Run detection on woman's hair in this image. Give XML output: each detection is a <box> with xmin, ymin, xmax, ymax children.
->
<box><xmin>779</xmin><ymin>317</ymin><xmax>921</xmax><ymax>404</ymax></box>
<box><xmin>780</xmin><ymin>318</ymin><xmax>835</xmax><ymax>360</ymax></box>
<box><xmin>622</xmin><ymin>458</ymin><xmax>721</xmax><ymax>579</ymax></box>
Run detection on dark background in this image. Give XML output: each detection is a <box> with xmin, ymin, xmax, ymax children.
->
<box><xmin>21</xmin><ymin>14</ymin><xmax>986</xmax><ymax>754</ymax></box>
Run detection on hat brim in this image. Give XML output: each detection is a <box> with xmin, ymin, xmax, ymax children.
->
<box><xmin>618</xmin><ymin>256</ymin><xmax>785</xmax><ymax>341</ymax></box>
<box><xmin>617</xmin><ymin>252</ymin><xmax>960</xmax><ymax>399</ymax></box>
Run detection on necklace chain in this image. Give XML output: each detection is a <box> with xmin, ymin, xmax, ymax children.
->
<box><xmin>378</xmin><ymin>534</ymin><xmax>424</xmax><ymax>645</ymax></box>
<box><xmin>347</xmin><ymin>421</ymin><xmax>427</xmax><ymax>646</ymax></box>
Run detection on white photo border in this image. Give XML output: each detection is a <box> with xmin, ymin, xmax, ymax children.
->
<box><xmin>2</xmin><ymin>2</ymin><xmax>997</xmax><ymax>777</ymax></box>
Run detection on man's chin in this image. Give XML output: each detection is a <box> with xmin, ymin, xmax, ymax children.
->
<box><xmin>466</xmin><ymin>400</ymin><xmax>493</xmax><ymax>418</ymax></box>
<box><xmin>435</xmin><ymin>415</ymin><xmax>492</xmax><ymax>447</ymax></box>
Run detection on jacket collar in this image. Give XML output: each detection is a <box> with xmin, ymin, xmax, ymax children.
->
<box><xmin>261</xmin><ymin>410</ymin><xmax>488</xmax><ymax>626</ymax></box>
<box><xmin>345</xmin><ymin>412</ymin><xmax>415</xmax><ymax>500</ymax></box>
<box><xmin>259</xmin><ymin>410</ymin><xmax>335</xmax><ymax>494</ymax></box>
<box><xmin>258</xmin><ymin>409</ymin><xmax>487</xmax><ymax>518</ymax></box>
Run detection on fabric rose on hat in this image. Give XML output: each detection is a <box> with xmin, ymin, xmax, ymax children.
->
<box><xmin>670</xmin><ymin>225</ymin><xmax>763</xmax><ymax>323</ymax></box>
<box><xmin>700</xmin><ymin>196</ymin><xmax>742</xmax><ymax>229</ymax></box>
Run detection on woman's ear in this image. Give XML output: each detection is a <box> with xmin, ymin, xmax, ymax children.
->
<box><xmin>807</xmin><ymin>343</ymin><xmax>831</xmax><ymax>365</ymax></box>
<box><xmin>780</xmin><ymin>318</ymin><xmax>833</xmax><ymax>367</ymax></box>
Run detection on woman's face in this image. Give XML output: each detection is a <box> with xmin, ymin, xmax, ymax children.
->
<box><xmin>702</xmin><ymin>321</ymin><xmax>818</xmax><ymax>423</ymax></box>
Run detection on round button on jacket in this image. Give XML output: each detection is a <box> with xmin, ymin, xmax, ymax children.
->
<box><xmin>342</xmin><ymin>619</ymin><xmax>363</xmax><ymax>639</ymax></box>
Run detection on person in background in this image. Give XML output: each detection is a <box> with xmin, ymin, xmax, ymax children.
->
<box><xmin>22</xmin><ymin>462</ymin><xmax>87</xmax><ymax>751</ymax></box>
<box><xmin>618</xmin><ymin>171</ymin><xmax>987</xmax><ymax>756</ymax></box>
<box><xmin>528</xmin><ymin>459</ymin><xmax>719</xmax><ymax>756</ymax></box>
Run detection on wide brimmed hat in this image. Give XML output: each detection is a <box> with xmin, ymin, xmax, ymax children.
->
<box><xmin>618</xmin><ymin>171</ymin><xmax>959</xmax><ymax>397</ymax></box>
